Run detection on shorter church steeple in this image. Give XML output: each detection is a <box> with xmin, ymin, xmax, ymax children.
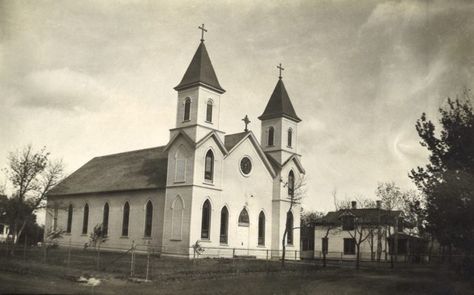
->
<box><xmin>259</xmin><ymin>65</ymin><xmax>301</xmax><ymax>163</ymax></box>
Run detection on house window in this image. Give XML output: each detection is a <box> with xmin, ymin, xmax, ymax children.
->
<box><xmin>287</xmin><ymin>128</ymin><xmax>293</xmax><ymax>147</ymax></box>
<box><xmin>53</xmin><ymin>206</ymin><xmax>58</xmax><ymax>231</ymax></box>
<box><xmin>268</xmin><ymin>127</ymin><xmax>274</xmax><ymax>146</ymax></box>
<box><xmin>103</xmin><ymin>203</ymin><xmax>109</xmax><ymax>237</ymax></box>
<box><xmin>204</xmin><ymin>150</ymin><xmax>214</xmax><ymax>182</ymax></box>
<box><xmin>122</xmin><ymin>202</ymin><xmax>130</xmax><ymax>237</ymax></box>
<box><xmin>82</xmin><ymin>204</ymin><xmax>89</xmax><ymax>234</ymax></box>
<box><xmin>171</xmin><ymin>196</ymin><xmax>184</xmax><ymax>240</ymax></box>
<box><xmin>144</xmin><ymin>201</ymin><xmax>153</xmax><ymax>237</ymax></box>
<box><xmin>322</xmin><ymin>237</ymin><xmax>328</xmax><ymax>254</ymax></box>
<box><xmin>288</xmin><ymin>171</ymin><xmax>295</xmax><ymax>197</ymax></box>
<box><xmin>201</xmin><ymin>200</ymin><xmax>211</xmax><ymax>239</ymax></box>
<box><xmin>206</xmin><ymin>100</ymin><xmax>213</xmax><ymax>122</ymax></box>
<box><xmin>287</xmin><ymin>211</ymin><xmax>294</xmax><ymax>245</ymax></box>
<box><xmin>343</xmin><ymin>238</ymin><xmax>356</xmax><ymax>255</ymax></box>
<box><xmin>342</xmin><ymin>215</ymin><xmax>355</xmax><ymax>231</ymax></box>
<box><xmin>220</xmin><ymin>207</ymin><xmax>229</xmax><ymax>244</ymax></box>
<box><xmin>66</xmin><ymin>204</ymin><xmax>73</xmax><ymax>233</ymax></box>
<box><xmin>258</xmin><ymin>211</ymin><xmax>265</xmax><ymax>246</ymax></box>
<box><xmin>184</xmin><ymin>98</ymin><xmax>191</xmax><ymax>121</ymax></box>
<box><xmin>238</xmin><ymin>208</ymin><xmax>249</xmax><ymax>227</ymax></box>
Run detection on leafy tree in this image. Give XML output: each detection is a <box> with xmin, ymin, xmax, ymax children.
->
<box><xmin>2</xmin><ymin>145</ymin><xmax>64</xmax><ymax>244</ymax></box>
<box><xmin>409</xmin><ymin>92</ymin><xmax>474</xmax><ymax>261</ymax></box>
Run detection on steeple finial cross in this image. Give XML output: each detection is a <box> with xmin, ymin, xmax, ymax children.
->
<box><xmin>242</xmin><ymin>115</ymin><xmax>251</xmax><ymax>132</ymax></box>
<box><xmin>277</xmin><ymin>63</ymin><xmax>284</xmax><ymax>79</ymax></box>
<box><xmin>198</xmin><ymin>24</ymin><xmax>207</xmax><ymax>42</ymax></box>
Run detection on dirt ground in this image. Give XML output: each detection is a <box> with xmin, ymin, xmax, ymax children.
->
<box><xmin>1</xmin><ymin>258</ymin><xmax>472</xmax><ymax>295</ymax></box>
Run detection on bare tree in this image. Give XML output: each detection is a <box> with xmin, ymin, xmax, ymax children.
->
<box><xmin>3</xmin><ymin>145</ymin><xmax>64</xmax><ymax>244</ymax></box>
<box><xmin>280</xmin><ymin>174</ymin><xmax>306</xmax><ymax>268</ymax></box>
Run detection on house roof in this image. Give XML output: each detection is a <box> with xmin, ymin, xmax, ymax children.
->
<box><xmin>224</xmin><ymin>131</ymin><xmax>248</xmax><ymax>151</ymax></box>
<box><xmin>48</xmin><ymin>146</ymin><xmax>168</xmax><ymax>196</ymax></box>
<box><xmin>174</xmin><ymin>42</ymin><xmax>225</xmax><ymax>94</ymax></box>
<box><xmin>258</xmin><ymin>79</ymin><xmax>301</xmax><ymax>122</ymax></box>
<box><xmin>316</xmin><ymin>208</ymin><xmax>403</xmax><ymax>226</ymax></box>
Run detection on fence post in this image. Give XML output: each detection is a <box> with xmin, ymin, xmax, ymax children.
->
<box><xmin>145</xmin><ymin>245</ymin><xmax>151</xmax><ymax>282</ymax></box>
<box><xmin>67</xmin><ymin>238</ymin><xmax>71</xmax><ymax>268</ymax></box>
<box><xmin>295</xmin><ymin>250</ymin><xmax>297</xmax><ymax>260</ymax></box>
<box><xmin>130</xmin><ymin>240</ymin><xmax>135</xmax><ymax>277</ymax></box>
<box><xmin>23</xmin><ymin>235</ymin><xmax>27</xmax><ymax>262</ymax></box>
<box><xmin>43</xmin><ymin>242</ymin><xmax>47</xmax><ymax>264</ymax></box>
<box><xmin>340</xmin><ymin>252</ymin><xmax>343</xmax><ymax>264</ymax></box>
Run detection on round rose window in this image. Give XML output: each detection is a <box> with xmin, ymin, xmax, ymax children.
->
<box><xmin>240</xmin><ymin>157</ymin><xmax>252</xmax><ymax>175</ymax></box>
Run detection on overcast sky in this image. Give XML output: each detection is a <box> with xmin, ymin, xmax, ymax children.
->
<box><xmin>1</xmin><ymin>0</ymin><xmax>473</xmax><ymax>218</ymax></box>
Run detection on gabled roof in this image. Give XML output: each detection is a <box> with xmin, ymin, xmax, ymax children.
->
<box><xmin>223</xmin><ymin>131</ymin><xmax>277</xmax><ymax>178</ymax></box>
<box><xmin>258</xmin><ymin>79</ymin><xmax>301</xmax><ymax>122</ymax></box>
<box><xmin>196</xmin><ymin>131</ymin><xmax>228</xmax><ymax>155</ymax></box>
<box><xmin>316</xmin><ymin>208</ymin><xmax>403</xmax><ymax>226</ymax></box>
<box><xmin>48</xmin><ymin>147</ymin><xmax>168</xmax><ymax>196</ymax></box>
<box><xmin>174</xmin><ymin>42</ymin><xmax>225</xmax><ymax>94</ymax></box>
<box><xmin>266</xmin><ymin>153</ymin><xmax>306</xmax><ymax>174</ymax></box>
<box><xmin>224</xmin><ymin>131</ymin><xmax>248</xmax><ymax>151</ymax></box>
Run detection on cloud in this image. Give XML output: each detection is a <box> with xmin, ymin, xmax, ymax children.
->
<box><xmin>17</xmin><ymin>68</ymin><xmax>110</xmax><ymax>111</ymax></box>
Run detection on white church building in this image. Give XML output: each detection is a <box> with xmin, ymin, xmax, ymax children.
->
<box><xmin>46</xmin><ymin>30</ymin><xmax>305</xmax><ymax>259</ymax></box>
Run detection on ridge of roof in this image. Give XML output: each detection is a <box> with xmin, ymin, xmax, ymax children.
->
<box><xmin>258</xmin><ymin>79</ymin><xmax>301</xmax><ymax>122</ymax></box>
<box><xmin>174</xmin><ymin>42</ymin><xmax>225</xmax><ymax>94</ymax></box>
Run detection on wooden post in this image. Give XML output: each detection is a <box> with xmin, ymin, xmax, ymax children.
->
<box><xmin>23</xmin><ymin>235</ymin><xmax>27</xmax><ymax>262</ymax></box>
<box><xmin>43</xmin><ymin>241</ymin><xmax>47</xmax><ymax>263</ymax></box>
<box><xmin>67</xmin><ymin>238</ymin><xmax>71</xmax><ymax>267</ymax></box>
<box><xmin>340</xmin><ymin>252</ymin><xmax>343</xmax><ymax>264</ymax></box>
<box><xmin>294</xmin><ymin>250</ymin><xmax>297</xmax><ymax>260</ymax></box>
<box><xmin>145</xmin><ymin>245</ymin><xmax>151</xmax><ymax>282</ymax></box>
<box><xmin>130</xmin><ymin>241</ymin><xmax>135</xmax><ymax>277</ymax></box>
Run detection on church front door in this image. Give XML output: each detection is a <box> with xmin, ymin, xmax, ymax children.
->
<box><xmin>237</xmin><ymin>226</ymin><xmax>249</xmax><ymax>251</ymax></box>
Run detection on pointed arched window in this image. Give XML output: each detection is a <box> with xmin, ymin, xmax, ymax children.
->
<box><xmin>258</xmin><ymin>211</ymin><xmax>265</xmax><ymax>246</ymax></box>
<box><xmin>201</xmin><ymin>200</ymin><xmax>211</xmax><ymax>239</ymax></box>
<box><xmin>184</xmin><ymin>98</ymin><xmax>191</xmax><ymax>121</ymax></box>
<box><xmin>287</xmin><ymin>211</ymin><xmax>294</xmax><ymax>245</ymax></box>
<box><xmin>82</xmin><ymin>204</ymin><xmax>89</xmax><ymax>234</ymax></box>
<box><xmin>268</xmin><ymin>127</ymin><xmax>274</xmax><ymax>146</ymax></box>
<box><xmin>287</xmin><ymin>128</ymin><xmax>293</xmax><ymax>147</ymax></box>
<box><xmin>288</xmin><ymin>170</ymin><xmax>295</xmax><ymax>197</ymax></box>
<box><xmin>206</xmin><ymin>99</ymin><xmax>213</xmax><ymax>122</ymax></box>
<box><xmin>204</xmin><ymin>150</ymin><xmax>214</xmax><ymax>182</ymax></box>
<box><xmin>171</xmin><ymin>196</ymin><xmax>184</xmax><ymax>240</ymax></box>
<box><xmin>238</xmin><ymin>208</ymin><xmax>249</xmax><ymax>227</ymax></box>
<box><xmin>66</xmin><ymin>204</ymin><xmax>73</xmax><ymax>233</ymax></box>
<box><xmin>103</xmin><ymin>203</ymin><xmax>109</xmax><ymax>236</ymax></box>
<box><xmin>122</xmin><ymin>202</ymin><xmax>130</xmax><ymax>237</ymax></box>
<box><xmin>144</xmin><ymin>201</ymin><xmax>153</xmax><ymax>237</ymax></box>
<box><xmin>220</xmin><ymin>207</ymin><xmax>229</xmax><ymax>244</ymax></box>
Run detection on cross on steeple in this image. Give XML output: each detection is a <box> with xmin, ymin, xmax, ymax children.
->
<box><xmin>277</xmin><ymin>63</ymin><xmax>284</xmax><ymax>79</ymax></box>
<box><xmin>198</xmin><ymin>24</ymin><xmax>207</xmax><ymax>42</ymax></box>
<box><xmin>242</xmin><ymin>115</ymin><xmax>251</xmax><ymax>132</ymax></box>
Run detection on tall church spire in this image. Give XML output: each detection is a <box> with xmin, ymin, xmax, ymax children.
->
<box><xmin>174</xmin><ymin>26</ymin><xmax>225</xmax><ymax>94</ymax></box>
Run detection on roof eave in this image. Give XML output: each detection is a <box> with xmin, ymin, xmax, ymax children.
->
<box><xmin>174</xmin><ymin>81</ymin><xmax>226</xmax><ymax>94</ymax></box>
<box><xmin>258</xmin><ymin>113</ymin><xmax>302</xmax><ymax>123</ymax></box>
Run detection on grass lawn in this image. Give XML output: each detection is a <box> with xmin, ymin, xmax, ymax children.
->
<box><xmin>0</xmin><ymin>250</ymin><xmax>472</xmax><ymax>294</ymax></box>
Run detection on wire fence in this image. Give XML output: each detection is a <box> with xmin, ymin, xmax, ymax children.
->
<box><xmin>0</xmin><ymin>241</ymin><xmax>315</xmax><ymax>282</ymax></box>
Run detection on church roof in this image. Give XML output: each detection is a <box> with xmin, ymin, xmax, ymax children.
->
<box><xmin>258</xmin><ymin>79</ymin><xmax>301</xmax><ymax>122</ymax></box>
<box><xmin>174</xmin><ymin>42</ymin><xmax>225</xmax><ymax>94</ymax></box>
<box><xmin>48</xmin><ymin>146</ymin><xmax>168</xmax><ymax>196</ymax></box>
<box><xmin>224</xmin><ymin>131</ymin><xmax>248</xmax><ymax>151</ymax></box>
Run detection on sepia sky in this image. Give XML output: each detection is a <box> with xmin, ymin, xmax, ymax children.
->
<box><xmin>1</xmin><ymin>0</ymin><xmax>473</xmax><ymax>220</ymax></box>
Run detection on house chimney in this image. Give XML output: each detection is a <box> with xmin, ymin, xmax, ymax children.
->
<box><xmin>376</xmin><ymin>200</ymin><xmax>382</xmax><ymax>209</ymax></box>
<box><xmin>351</xmin><ymin>201</ymin><xmax>357</xmax><ymax>209</ymax></box>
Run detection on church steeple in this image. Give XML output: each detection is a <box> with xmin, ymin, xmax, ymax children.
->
<box><xmin>174</xmin><ymin>41</ymin><xmax>225</xmax><ymax>94</ymax></box>
<box><xmin>259</xmin><ymin>65</ymin><xmax>301</xmax><ymax>164</ymax></box>
<box><xmin>258</xmin><ymin>78</ymin><xmax>301</xmax><ymax>123</ymax></box>
<box><xmin>172</xmin><ymin>25</ymin><xmax>225</xmax><ymax>142</ymax></box>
